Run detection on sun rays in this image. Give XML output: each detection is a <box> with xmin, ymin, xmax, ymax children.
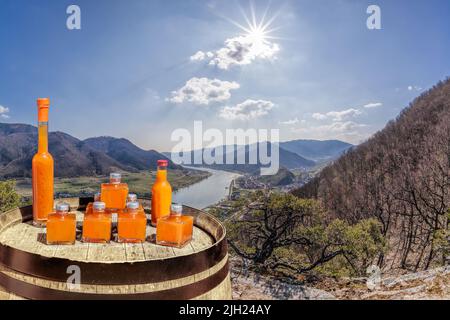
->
<box><xmin>222</xmin><ymin>1</ymin><xmax>283</xmax><ymax>46</ymax></box>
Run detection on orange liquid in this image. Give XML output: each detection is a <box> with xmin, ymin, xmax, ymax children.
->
<box><xmin>85</xmin><ymin>202</ymin><xmax>93</xmax><ymax>215</ymax></box>
<box><xmin>151</xmin><ymin>169</ymin><xmax>172</xmax><ymax>226</ymax></box>
<box><xmin>156</xmin><ymin>215</ymin><xmax>193</xmax><ymax>248</ymax></box>
<box><xmin>118</xmin><ymin>208</ymin><xmax>147</xmax><ymax>243</ymax></box>
<box><xmin>32</xmin><ymin>124</ymin><xmax>54</xmax><ymax>225</ymax></box>
<box><xmin>46</xmin><ymin>212</ymin><xmax>76</xmax><ymax>245</ymax></box>
<box><xmin>101</xmin><ymin>183</ymin><xmax>128</xmax><ymax>210</ymax></box>
<box><xmin>82</xmin><ymin>212</ymin><xmax>112</xmax><ymax>243</ymax></box>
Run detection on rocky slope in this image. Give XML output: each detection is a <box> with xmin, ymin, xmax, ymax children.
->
<box><xmin>319</xmin><ymin>266</ymin><xmax>450</xmax><ymax>300</ymax></box>
<box><xmin>231</xmin><ymin>258</ymin><xmax>449</xmax><ymax>300</ymax></box>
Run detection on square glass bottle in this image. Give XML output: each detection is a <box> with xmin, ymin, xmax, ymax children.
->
<box><xmin>46</xmin><ymin>202</ymin><xmax>76</xmax><ymax>245</ymax></box>
<box><xmin>156</xmin><ymin>204</ymin><xmax>193</xmax><ymax>248</ymax></box>
<box><xmin>127</xmin><ymin>193</ymin><xmax>144</xmax><ymax>210</ymax></box>
<box><xmin>85</xmin><ymin>192</ymin><xmax>101</xmax><ymax>215</ymax></box>
<box><xmin>82</xmin><ymin>202</ymin><xmax>112</xmax><ymax>243</ymax></box>
<box><xmin>118</xmin><ymin>201</ymin><xmax>147</xmax><ymax>243</ymax></box>
<box><xmin>101</xmin><ymin>173</ymin><xmax>128</xmax><ymax>211</ymax></box>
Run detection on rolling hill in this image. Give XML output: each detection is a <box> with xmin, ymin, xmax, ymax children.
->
<box><xmin>0</xmin><ymin>123</ymin><xmax>177</xmax><ymax>178</ymax></box>
<box><xmin>84</xmin><ymin>137</ymin><xmax>179</xmax><ymax>170</ymax></box>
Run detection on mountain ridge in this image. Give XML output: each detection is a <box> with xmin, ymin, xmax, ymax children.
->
<box><xmin>0</xmin><ymin>123</ymin><xmax>177</xmax><ymax>178</ymax></box>
<box><xmin>164</xmin><ymin>142</ymin><xmax>316</xmax><ymax>174</ymax></box>
<box><xmin>279</xmin><ymin>139</ymin><xmax>353</xmax><ymax>161</ymax></box>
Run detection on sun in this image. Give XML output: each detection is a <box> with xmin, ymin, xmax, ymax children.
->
<box><xmin>247</xmin><ymin>25</ymin><xmax>269</xmax><ymax>44</ymax></box>
<box><xmin>219</xmin><ymin>1</ymin><xmax>282</xmax><ymax>46</ymax></box>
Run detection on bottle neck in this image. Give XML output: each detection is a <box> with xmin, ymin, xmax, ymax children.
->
<box><xmin>38</xmin><ymin>122</ymin><xmax>48</xmax><ymax>153</ymax></box>
<box><xmin>156</xmin><ymin>167</ymin><xmax>167</xmax><ymax>181</ymax></box>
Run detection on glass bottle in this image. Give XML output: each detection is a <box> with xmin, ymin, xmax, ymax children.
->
<box><xmin>127</xmin><ymin>193</ymin><xmax>143</xmax><ymax>210</ymax></box>
<box><xmin>101</xmin><ymin>173</ymin><xmax>128</xmax><ymax>211</ymax></box>
<box><xmin>127</xmin><ymin>193</ymin><xmax>137</xmax><ymax>202</ymax></box>
<box><xmin>46</xmin><ymin>202</ymin><xmax>76</xmax><ymax>245</ymax></box>
<box><xmin>32</xmin><ymin>98</ymin><xmax>54</xmax><ymax>226</ymax></box>
<box><xmin>82</xmin><ymin>202</ymin><xmax>112</xmax><ymax>243</ymax></box>
<box><xmin>151</xmin><ymin>160</ymin><xmax>172</xmax><ymax>226</ymax></box>
<box><xmin>85</xmin><ymin>192</ymin><xmax>101</xmax><ymax>215</ymax></box>
<box><xmin>118</xmin><ymin>201</ymin><xmax>147</xmax><ymax>243</ymax></box>
<box><xmin>156</xmin><ymin>204</ymin><xmax>193</xmax><ymax>248</ymax></box>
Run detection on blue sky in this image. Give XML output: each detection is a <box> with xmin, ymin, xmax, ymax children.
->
<box><xmin>0</xmin><ymin>0</ymin><xmax>449</xmax><ymax>151</ymax></box>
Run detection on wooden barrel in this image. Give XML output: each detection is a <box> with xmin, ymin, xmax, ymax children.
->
<box><xmin>0</xmin><ymin>197</ymin><xmax>231</xmax><ymax>300</ymax></box>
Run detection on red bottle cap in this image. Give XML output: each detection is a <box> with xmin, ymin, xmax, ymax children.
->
<box><xmin>157</xmin><ymin>160</ymin><xmax>168</xmax><ymax>167</ymax></box>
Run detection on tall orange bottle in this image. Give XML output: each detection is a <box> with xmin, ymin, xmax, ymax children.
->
<box><xmin>151</xmin><ymin>160</ymin><xmax>172</xmax><ymax>226</ymax></box>
<box><xmin>32</xmin><ymin>98</ymin><xmax>54</xmax><ymax>226</ymax></box>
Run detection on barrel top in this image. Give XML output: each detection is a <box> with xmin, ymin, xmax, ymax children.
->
<box><xmin>0</xmin><ymin>199</ymin><xmax>219</xmax><ymax>264</ymax></box>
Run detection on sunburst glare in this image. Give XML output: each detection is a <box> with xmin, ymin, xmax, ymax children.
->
<box><xmin>191</xmin><ymin>1</ymin><xmax>284</xmax><ymax>69</ymax></box>
<box><xmin>227</xmin><ymin>1</ymin><xmax>283</xmax><ymax>45</ymax></box>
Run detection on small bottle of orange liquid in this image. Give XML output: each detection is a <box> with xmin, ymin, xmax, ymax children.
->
<box><xmin>85</xmin><ymin>192</ymin><xmax>101</xmax><ymax>215</ymax></box>
<box><xmin>151</xmin><ymin>160</ymin><xmax>172</xmax><ymax>226</ymax></box>
<box><xmin>82</xmin><ymin>202</ymin><xmax>112</xmax><ymax>243</ymax></box>
<box><xmin>46</xmin><ymin>202</ymin><xmax>76</xmax><ymax>245</ymax></box>
<box><xmin>32</xmin><ymin>98</ymin><xmax>54</xmax><ymax>226</ymax></box>
<box><xmin>101</xmin><ymin>173</ymin><xmax>128</xmax><ymax>211</ymax></box>
<box><xmin>156</xmin><ymin>204</ymin><xmax>193</xmax><ymax>248</ymax></box>
<box><xmin>118</xmin><ymin>201</ymin><xmax>147</xmax><ymax>243</ymax></box>
<box><xmin>127</xmin><ymin>193</ymin><xmax>144</xmax><ymax>210</ymax></box>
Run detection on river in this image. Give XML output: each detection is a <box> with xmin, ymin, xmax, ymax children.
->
<box><xmin>173</xmin><ymin>167</ymin><xmax>241</xmax><ymax>209</ymax></box>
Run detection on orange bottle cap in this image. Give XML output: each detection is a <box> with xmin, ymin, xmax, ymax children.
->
<box><xmin>37</xmin><ymin>98</ymin><xmax>50</xmax><ymax>107</ymax></box>
<box><xmin>37</xmin><ymin>98</ymin><xmax>50</xmax><ymax>122</ymax></box>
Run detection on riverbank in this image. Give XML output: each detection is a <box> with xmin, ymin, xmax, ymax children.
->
<box><xmin>173</xmin><ymin>166</ymin><xmax>241</xmax><ymax>209</ymax></box>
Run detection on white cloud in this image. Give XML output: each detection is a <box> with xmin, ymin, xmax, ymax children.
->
<box><xmin>168</xmin><ymin>77</ymin><xmax>240</xmax><ymax>105</ymax></box>
<box><xmin>312</xmin><ymin>108</ymin><xmax>362</xmax><ymax>121</ymax></box>
<box><xmin>312</xmin><ymin>113</ymin><xmax>327</xmax><ymax>120</ymax></box>
<box><xmin>363</xmin><ymin>102</ymin><xmax>383</xmax><ymax>109</ymax></box>
<box><xmin>324</xmin><ymin>121</ymin><xmax>367</xmax><ymax>133</ymax></box>
<box><xmin>190</xmin><ymin>35</ymin><xmax>280</xmax><ymax>70</ymax></box>
<box><xmin>219</xmin><ymin>99</ymin><xmax>275</xmax><ymax>120</ymax></box>
<box><xmin>408</xmin><ymin>85</ymin><xmax>422</xmax><ymax>92</ymax></box>
<box><xmin>0</xmin><ymin>105</ymin><xmax>10</xmax><ymax>119</ymax></box>
<box><xmin>190</xmin><ymin>50</ymin><xmax>214</xmax><ymax>61</ymax></box>
<box><xmin>279</xmin><ymin>117</ymin><xmax>300</xmax><ymax>125</ymax></box>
